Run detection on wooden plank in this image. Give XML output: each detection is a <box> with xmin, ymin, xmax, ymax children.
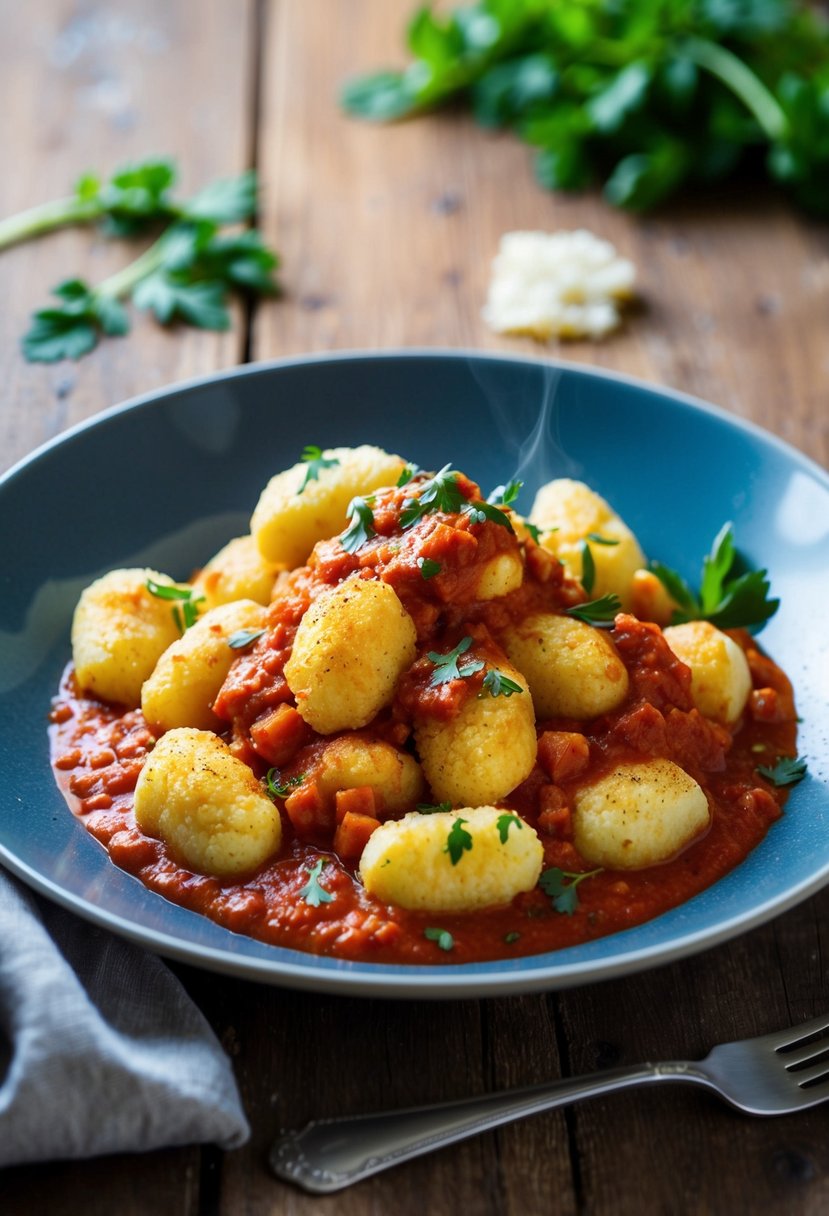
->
<box><xmin>256</xmin><ymin>0</ymin><xmax>828</xmax><ymax>469</ymax></box>
<box><xmin>0</xmin><ymin>1</ymin><xmax>255</xmax><ymax>1212</ymax></box>
<box><xmin>0</xmin><ymin>0</ymin><xmax>255</xmax><ymax>476</ymax></box>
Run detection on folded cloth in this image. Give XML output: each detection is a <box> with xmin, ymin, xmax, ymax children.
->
<box><xmin>0</xmin><ymin>869</ymin><xmax>250</xmax><ymax>1167</ymax></box>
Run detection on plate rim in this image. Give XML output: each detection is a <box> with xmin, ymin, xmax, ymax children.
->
<box><xmin>2</xmin><ymin>348</ymin><xmax>828</xmax><ymax>999</ymax></box>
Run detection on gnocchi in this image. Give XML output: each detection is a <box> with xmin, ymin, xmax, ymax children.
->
<box><xmin>529</xmin><ymin>478</ymin><xmax>645</xmax><ymax>608</ymax></box>
<box><xmin>134</xmin><ymin>727</ymin><xmax>281</xmax><ymax>876</ymax></box>
<box><xmin>284</xmin><ymin>575</ymin><xmax>417</xmax><ymax>733</ymax></box>
<box><xmin>572</xmin><ymin>759</ymin><xmax>710</xmax><ymax>869</ymax></box>
<box><xmin>142</xmin><ymin>599</ymin><xmax>267</xmax><ymax>732</ymax></box>
<box><xmin>360</xmin><ymin>806</ymin><xmax>543</xmax><ymax>912</ymax></box>
<box><xmin>53</xmin><ymin>444</ymin><xmax>795</xmax><ymax>966</ymax></box>
<box><xmin>251</xmin><ymin>444</ymin><xmax>405</xmax><ymax>567</ymax></box>
<box><xmin>71</xmin><ymin>568</ymin><xmax>181</xmax><ymax>707</ymax></box>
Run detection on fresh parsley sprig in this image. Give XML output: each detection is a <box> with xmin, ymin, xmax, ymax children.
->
<box><xmin>445</xmin><ymin>817</ymin><xmax>473</xmax><ymax>865</ymax></box>
<box><xmin>299</xmin><ymin>859</ymin><xmax>335</xmax><ymax>907</ymax></box>
<box><xmin>756</xmin><ymin>756</ymin><xmax>807</xmax><ymax>787</ymax></box>
<box><xmin>539</xmin><ymin>867</ymin><xmax>602</xmax><ymax>916</ymax></box>
<box><xmin>227</xmin><ymin>628</ymin><xmax>266</xmax><ymax>651</ymax></box>
<box><xmin>496</xmin><ymin>812</ymin><xmax>523</xmax><ymax>843</ymax></box>
<box><xmin>650</xmin><ymin>522</ymin><xmax>779</xmax><ymax>631</ymax></box>
<box><xmin>424</xmin><ymin>926</ymin><xmax>455</xmax><ymax>951</ymax></box>
<box><xmin>565</xmin><ymin>594</ymin><xmax>622</xmax><ymax>628</ymax></box>
<box><xmin>487</xmin><ymin>479</ymin><xmax>523</xmax><ymax>508</ymax></box>
<box><xmin>427</xmin><ymin>636</ymin><xmax>485</xmax><ymax>686</ymax></box>
<box><xmin>298</xmin><ymin>445</ymin><xmax>340</xmax><ymax>493</ymax></box>
<box><xmin>417</xmin><ymin>801</ymin><xmax>453</xmax><ymax>814</ymax></box>
<box><xmin>340</xmin><ymin>495</ymin><xmax>376</xmax><ymax>553</ymax></box>
<box><xmin>400</xmin><ymin>464</ymin><xmax>467</xmax><ymax>527</ymax></box>
<box><xmin>145</xmin><ymin>578</ymin><xmax>205</xmax><ymax>633</ymax></box>
<box><xmin>342</xmin><ymin>0</ymin><xmax>829</xmax><ymax>216</ymax></box>
<box><xmin>16</xmin><ymin>164</ymin><xmax>279</xmax><ymax>362</ymax></box>
<box><xmin>265</xmin><ymin>769</ymin><xmax>305</xmax><ymax>799</ymax></box>
<box><xmin>481</xmin><ymin>669</ymin><xmax>524</xmax><ymax>698</ymax></box>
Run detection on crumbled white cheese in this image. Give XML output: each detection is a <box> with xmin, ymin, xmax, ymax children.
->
<box><xmin>483</xmin><ymin>229</ymin><xmax>636</xmax><ymax>340</ymax></box>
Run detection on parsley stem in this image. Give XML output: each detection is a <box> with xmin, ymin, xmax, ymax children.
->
<box><xmin>94</xmin><ymin>233</ymin><xmax>170</xmax><ymax>301</ymax></box>
<box><xmin>0</xmin><ymin>195</ymin><xmax>102</xmax><ymax>252</ymax></box>
<box><xmin>681</xmin><ymin>36</ymin><xmax>788</xmax><ymax>143</ymax></box>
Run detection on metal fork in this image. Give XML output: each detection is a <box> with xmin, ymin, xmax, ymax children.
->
<box><xmin>270</xmin><ymin>1012</ymin><xmax>829</xmax><ymax>1194</ymax></box>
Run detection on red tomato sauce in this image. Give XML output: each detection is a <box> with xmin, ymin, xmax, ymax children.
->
<box><xmin>50</xmin><ymin>474</ymin><xmax>799</xmax><ymax>965</ymax></box>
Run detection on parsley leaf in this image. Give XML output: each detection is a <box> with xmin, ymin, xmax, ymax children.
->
<box><xmin>522</xmin><ymin>521</ymin><xmax>543</xmax><ymax>545</ymax></box>
<box><xmin>424</xmin><ymin>926</ymin><xmax>454</xmax><ymax>951</ymax></box>
<box><xmin>757</xmin><ymin>756</ymin><xmax>808</xmax><ymax>787</ymax></box>
<box><xmin>462</xmin><ymin>500</ymin><xmax>514</xmax><ymax>531</ymax></box>
<box><xmin>342</xmin><ymin>2</ymin><xmax>829</xmax><ymax>218</ymax></box>
<box><xmin>565</xmin><ymin>594</ymin><xmax>622</xmax><ymax>628</ymax></box>
<box><xmin>397</xmin><ymin>462</ymin><xmax>422</xmax><ymax>487</ymax></box>
<box><xmin>650</xmin><ymin>523</ymin><xmax>779</xmax><ymax>631</ymax></box>
<box><xmin>496</xmin><ymin>812</ymin><xmax>522</xmax><ymax>843</ymax></box>
<box><xmin>417</xmin><ymin>556</ymin><xmax>442</xmax><ymax>579</ymax></box>
<box><xmin>579</xmin><ymin>539</ymin><xmax>596</xmax><ymax>595</ymax></box>
<box><xmin>340</xmin><ymin>496</ymin><xmax>376</xmax><ymax>553</ymax></box>
<box><xmin>539</xmin><ymin>867</ymin><xmax>602</xmax><ymax>915</ymax></box>
<box><xmin>17</xmin><ymin>165</ymin><xmax>279</xmax><ymax>362</ymax></box>
<box><xmin>427</xmin><ymin>636</ymin><xmax>485</xmax><ymax>685</ymax></box>
<box><xmin>487</xmin><ymin>478</ymin><xmax>523</xmax><ymax>507</ymax></box>
<box><xmin>417</xmin><ymin>801</ymin><xmax>453</xmax><ymax>814</ymax></box>
<box><xmin>445</xmin><ymin>817</ymin><xmax>473</xmax><ymax>865</ymax></box>
<box><xmin>400</xmin><ymin>464</ymin><xmax>467</xmax><ymax>528</ymax></box>
<box><xmin>586</xmin><ymin>533</ymin><xmax>620</xmax><ymax>546</ymax></box>
<box><xmin>227</xmin><ymin>628</ymin><xmax>266</xmax><ymax>650</ymax></box>
<box><xmin>299</xmin><ymin>858</ymin><xmax>335</xmax><ymax>907</ymax></box>
<box><xmin>481</xmin><ymin>669</ymin><xmax>524</xmax><ymax>698</ymax></box>
<box><xmin>266</xmin><ymin>769</ymin><xmax>305</xmax><ymax>799</ymax></box>
<box><xmin>298</xmin><ymin>445</ymin><xmax>340</xmax><ymax>493</ymax></box>
<box><xmin>145</xmin><ymin>578</ymin><xmax>204</xmax><ymax>632</ymax></box>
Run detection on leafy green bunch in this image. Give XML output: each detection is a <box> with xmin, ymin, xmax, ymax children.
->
<box><xmin>0</xmin><ymin>158</ymin><xmax>279</xmax><ymax>362</ymax></box>
<box><xmin>342</xmin><ymin>0</ymin><xmax>829</xmax><ymax>214</ymax></box>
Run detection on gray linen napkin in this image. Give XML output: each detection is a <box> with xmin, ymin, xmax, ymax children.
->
<box><xmin>0</xmin><ymin>869</ymin><xmax>250</xmax><ymax>1167</ymax></box>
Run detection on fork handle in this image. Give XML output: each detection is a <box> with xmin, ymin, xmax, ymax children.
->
<box><xmin>270</xmin><ymin>1061</ymin><xmax>701</xmax><ymax>1193</ymax></box>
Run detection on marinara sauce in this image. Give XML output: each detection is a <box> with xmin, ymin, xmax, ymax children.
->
<box><xmin>50</xmin><ymin>475</ymin><xmax>798</xmax><ymax>965</ymax></box>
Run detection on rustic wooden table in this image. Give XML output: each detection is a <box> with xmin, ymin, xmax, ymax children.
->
<box><xmin>2</xmin><ymin>2</ymin><xmax>828</xmax><ymax>1213</ymax></box>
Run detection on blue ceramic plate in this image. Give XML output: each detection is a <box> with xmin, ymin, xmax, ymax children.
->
<box><xmin>1</xmin><ymin>351</ymin><xmax>827</xmax><ymax>998</ymax></box>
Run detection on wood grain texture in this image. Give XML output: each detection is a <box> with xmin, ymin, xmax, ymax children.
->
<box><xmin>0</xmin><ymin>0</ymin><xmax>254</xmax><ymax>474</ymax></box>
<box><xmin>3</xmin><ymin>0</ymin><xmax>829</xmax><ymax>1214</ymax></box>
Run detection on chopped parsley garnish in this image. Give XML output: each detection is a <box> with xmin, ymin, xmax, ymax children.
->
<box><xmin>461</xmin><ymin>500</ymin><xmax>513</xmax><ymax>531</ymax></box>
<box><xmin>397</xmin><ymin>461</ymin><xmax>422</xmax><ymax>487</ymax></box>
<box><xmin>579</xmin><ymin>539</ymin><xmax>596</xmax><ymax>594</ymax></box>
<box><xmin>481</xmin><ymin>669</ymin><xmax>524</xmax><ymax>698</ymax></box>
<box><xmin>504</xmin><ymin>931</ymin><xmax>521</xmax><ymax>945</ymax></box>
<box><xmin>145</xmin><ymin>578</ymin><xmax>204</xmax><ymax>632</ymax></box>
<box><xmin>417</xmin><ymin>801</ymin><xmax>453</xmax><ymax>814</ymax></box>
<box><xmin>523</xmin><ymin>521</ymin><xmax>543</xmax><ymax>544</ymax></box>
<box><xmin>418</xmin><ymin>556</ymin><xmax>442</xmax><ymax>579</ymax></box>
<box><xmin>756</xmin><ymin>756</ymin><xmax>808</xmax><ymax>787</ymax></box>
<box><xmin>227</xmin><ymin>627</ymin><xmax>266</xmax><ymax>650</ymax></box>
<box><xmin>340</xmin><ymin>495</ymin><xmax>376</xmax><ymax>553</ymax></box>
<box><xmin>565</xmin><ymin>593</ymin><xmax>621</xmax><ymax>628</ymax></box>
<box><xmin>298</xmin><ymin>445</ymin><xmax>340</xmax><ymax>493</ymax></box>
<box><xmin>400</xmin><ymin>463</ymin><xmax>467</xmax><ymax>527</ymax></box>
<box><xmin>586</xmin><ymin>533</ymin><xmax>619</xmax><ymax>546</ymax></box>
<box><xmin>424</xmin><ymin>927</ymin><xmax>454</xmax><ymax>951</ymax></box>
<box><xmin>427</xmin><ymin>636</ymin><xmax>485</xmax><ymax>686</ymax></box>
<box><xmin>539</xmin><ymin>867</ymin><xmax>602</xmax><ymax>916</ymax></box>
<box><xmin>487</xmin><ymin>478</ymin><xmax>523</xmax><ymax>507</ymax></box>
<box><xmin>496</xmin><ymin>812</ymin><xmax>522</xmax><ymax>843</ymax></box>
<box><xmin>299</xmin><ymin>858</ymin><xmax>334</xmax><ymax>907</ymax></box>
<box><xmin>265</xmin><ymin>769</ymin><xmax>305</xmax><ymax>799</ymax></box>
<box><xmin>650</xmin><ymin>522</ymin><xmax>779</xmax><ymax>631</ymax></box>
<box><xmin>444</xmin><ymin>817</ymin><xmax>473</xmax><ymax>865</ymax></box>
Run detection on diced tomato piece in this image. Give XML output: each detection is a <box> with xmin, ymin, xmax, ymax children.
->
<box><xmin>537</xmin><ymin>785</ymin><xmax>572</xmax><ymax>837</ymax></box>
<box><xmin>333</xmin><ymin>811</ymin><xmax>382</xmax><ymax>859</ymax></box>
<box><xmin>283</xmin><ymin>782</ymin><xmax>333</xmax><ymax>838</ymax></box>
<box><xmin>335</xmin><ymin>786</ymin><xmax>377</xmax><ymax>824</ymax></box>
<box><xmin>250</xmin><ymin>703</ymin><xmax>312</xmax><ymax>766</ymax></box>
<box><xmin>537</xmin><ymin>731</ymin><xmax>590</xmax><ymax>784</ymax></box>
